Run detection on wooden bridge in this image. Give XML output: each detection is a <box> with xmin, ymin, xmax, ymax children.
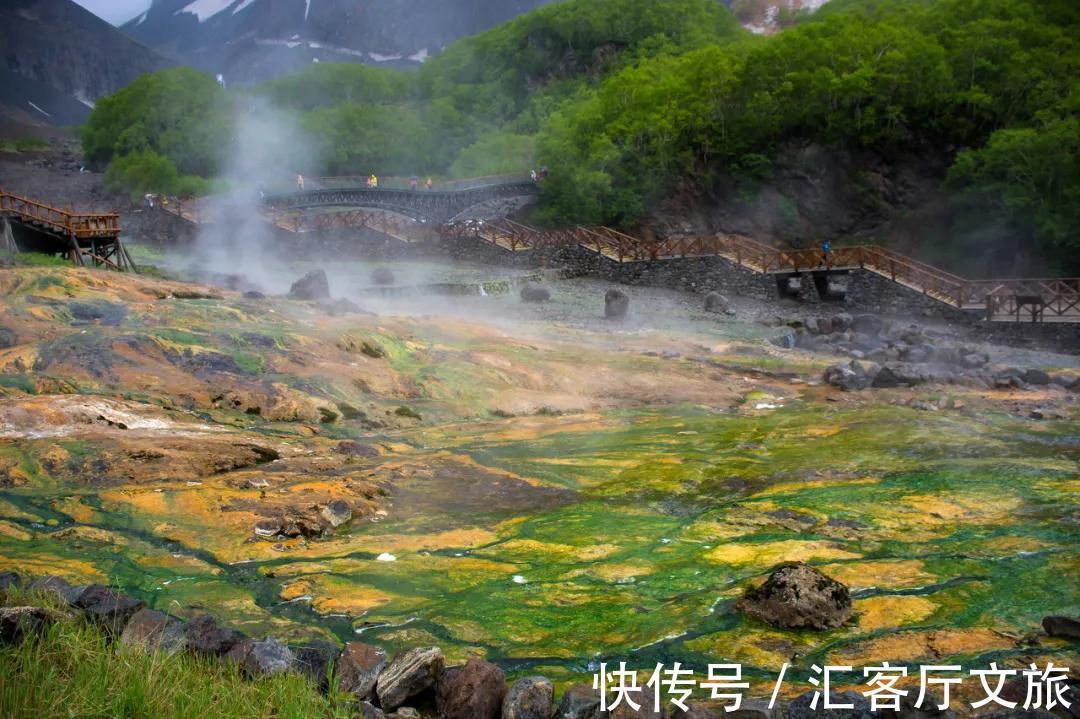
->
<box><xmin>0</xmin><ymin>190</ymin><xmax>135</xmax><ymax>271</ymax></box>
<box><xmin>163</xmin><ymin>192</ymin><xmax>1080</xmax><ymax>324</ymax></box>
<box><xmin>262</xmin><ymin>177</ymin><xmax>539</xmax><ymax>223</ymax></box>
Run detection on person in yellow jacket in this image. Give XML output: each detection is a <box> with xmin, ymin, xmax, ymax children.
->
<box><xmin>370</xmin><ymin>174</ymin><xmax>378</xmax><ymax>188</ymax></box>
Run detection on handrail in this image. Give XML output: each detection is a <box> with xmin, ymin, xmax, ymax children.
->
<box><xmin>0</xmin><ymin>189</ymin><xmax>120</xmax><ymax>239</ymax></box>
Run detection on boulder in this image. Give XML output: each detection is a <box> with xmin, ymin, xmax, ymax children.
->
<box><xmin>289</xmin><ymin>269</ymin><xmax>331</xmax><ymax>300</ymax></box>
<box><xmin>672</xmin><ymin>706</ymin><xmax>718</xmax><ymax>719</ymax></box>
<box><xmin>0</xmin><ymin>606</ymin><xmax>58</xmax><ymax>645</ymax></box>
<box><xmin>605</xmin><ymin>289</ymin><xmax>630</xmax><ymax>319</ymax></box>
<box><xmin>390</xmin><ymin>710</ymin><xmax>421</xmax><ymax>719</ymax></box>
<box><xmin>871</xmin><ymin>366</ymin><xmax>903</xmax><ymax>389</ymax></box>
<box><xmin>555</xmin><ymin>684</ymin><xmax>602</xmax><ymax>719</ymax></box>
<box><xmin>376</xmin><ymin>646</ymin><xmax>444</xmax><ymax>710</ymax></box>
<box><xmin>74</xmin><ymin>585</ymin><xmax>146</xmax><ymax>636</ymax></box>
<box><xmin>242</xmin><ymin>637</ymin><xmax>294</xmax><ymax>678</ymax></box>
<box><xmin>293</xmin><ymin>639</ymin><xmax>339</xmax><ymax>690</ymax></box>
<box><xmin>704</xmin><ymin>292</ymin><xmax>733</xmax><ymax>315</ymax></box>
<box><xmin>788</xmin><ymin>691</ymin><xmax>872</xmax><ymax>719</ymax></box>
<box><xmin>372</xmin><ymin>267</ymin><xmax>396</xmax><ymax>286</ymax></box>
<box><xmin>1042</xmin><ymin>615</ymin><xmax>1080</xmax><ymax>640</ymax></box>
<box><xmin>243</xmin><ymin>290</ymin><xmax>266</xmax><ymax>299</ymax></box>
<box><xmin>520</xmin><ymin>282</ymin><xmax>552</xmax><ymax>303</ymax></box>
<box><xmin>503</xmin><ymin>676</ymin><xmax>554</xmax><ymax>719</ymax></box>
<box><xmin>338</xmin><ymin>641</ymin><xmax>387</xmax><ymax>701</ymax></box>
<box><xmin>0</xmin><ymin>571</ymin><xmax>21</xmax><ymax>593</ymax></box>
<box><xmin>609</xmin><ymin>684</ymin><xmax>664</xmax><ymax>718</ymax></box>
<box><xmin>357</xmin><ymin>702</ymin><xmax>387</xmax><ymax>719</ymax></box>
<box><xmin>184</xmin><ymin>614</ymin><xmax>244</xmax><ymax>657</ymax></box>
<box><xmin>335</xmin><ymin>441</ymin><xmax>380</xmax><ymax>458</ymax></box>
<box><xmin>119</xmin><ymin>608</ymin><xmax>187</xmax><ymax>655</ymax></box>
<box><xmin>824</xmin><ymin>362</ymin><xmax>871</xmax><ymax>391</ymax></box>
<box><xmin>27</xmin><ymin>575</ymin><xmax>87</xmax><ymax>605</ymax></box>
<box><xmin>318</xmin><ymin>298</ymin><xmax>367</xmax><ymax>316</ymax></box>
<box><xmin>320</xmin><ymin>500</ymin><xmax>353</xmax><ymax>528</ymax></box>
<box><xmin>851</xmin><ymin>314</ymin><xmax>883</xmax><ymax>336</ymax></box>
<box><xmin>254</xmin><ymin>518</ymin><xmax>283</xmax><ymax>540</ymax></box>
<box><xmin>961</xmin><ymin>352</ymin><xmax>989</xmax><ymax>369</ymax></box>
<box><xmin>832</xmin><ymin>313</ymin><xmax>853</xmax><ymax>332</ymax></box>
<box><xmin>735</xmin><ymin>562</ymin><xmax>852</xmax><ymax>630</ymax></box>
<box><xmin>771</xmin><ymin>329</ymin><xmax>797</xmax><ymax>349</ymax></box>
<box><xmin>1022</xmin><ymin>369</ymin><xmax>1051</xmax><ymax>386</ymax></box>
<box><xmin>436</xmin><ymin>658</ymin><xmax>507</xmax><ymax>719</ymax></box>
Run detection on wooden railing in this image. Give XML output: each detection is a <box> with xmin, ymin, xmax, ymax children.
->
<box><xmin>0</xmin><ymin>190</ymin><xmax>120</xmax><ymax>238</ymax></box>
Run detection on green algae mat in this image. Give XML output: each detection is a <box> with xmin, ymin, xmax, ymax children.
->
<box><xmin>0</xmin><ymin>265</ymin><xmax>1077</xmax><ymax>696</ymax></box>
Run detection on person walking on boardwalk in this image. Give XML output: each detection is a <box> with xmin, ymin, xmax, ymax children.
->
<box><xmin>425</xmin><ymin>176</ymin><xmax>433</xmax><ymax>190</ymax></box>
<box><xmin>296</xmin><ymin>173</ymin><xmax>305</xmax><ymax>191</ymax></box>
<box><xmin>370</xmin><ymin>174</ymin><xmax>379</xmax><ymax>188</ymax></box>
<box><xmin>409</xmin><ymin>176</ymin><xmax>418</xmax><ymax>191</ymax></box>
<box><xmin>820</xmin><ymin>238</ymin><xmax>831</xmax><ymax>267</ymax></box>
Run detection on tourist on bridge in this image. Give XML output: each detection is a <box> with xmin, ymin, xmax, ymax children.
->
<box><xmin>409</xmin><ymin>176</ymin><xmax>418</xmax><ymax>190</ymax></box>
<box><xmin>425</xmin><ymin>176</ymin><xmax>434</xmax><ymax>190</ymax></box>
<box><xmin>369</xmin><ymin>174</ymin><xmax>379</xmax><ymax>188</ymax></box>
<box><xmin>296</xmin><ymin>173</ymin><xmax>305</xmax><ymax>191</ymax></box>
<box><xmin>530</xmin><ymin>169</ymin><xmax>538</xmax><ymax>183</ymax></box>
<box><xmin>820</xmin><ymin>238</ymin><xmax>831</xmax><ymax>266</ymax></box>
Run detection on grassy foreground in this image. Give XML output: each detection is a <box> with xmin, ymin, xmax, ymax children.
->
<box><xmin>0</xmin><ymin>591</ymin><xmax>353</xmax><ymax>719</ymax></box>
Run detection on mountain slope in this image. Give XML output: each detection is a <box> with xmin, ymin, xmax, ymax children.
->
<box><xmin>0</xmin><ymin>0</ymin><xmax>171</xmax><ymax>126</ymax></box>
<box><xmin>123</xmin><ymin>0</ymin><xmax>559</xmax><ymax>84</ymax></box>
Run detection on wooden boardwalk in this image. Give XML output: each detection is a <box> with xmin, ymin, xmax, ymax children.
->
<box><xmin>0</xmin><ymin>190</ymin><xmax>135</xmax><ymax>271</ymax></box>
<box><xmin>159</xmin><ymin>195</ymin><xmax>1080</xmax><ymax>324</ymax></box>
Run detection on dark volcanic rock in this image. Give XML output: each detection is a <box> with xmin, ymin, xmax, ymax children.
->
<box><xmin>851</xmin><ymin>314</ymin><xmax>884</xmax><ymax>336</ymax></box>
<box><xmin>320</xmin><ymin>499</ymin><xmax>353</xmax><ymax>528</ymax></box>
<box><xmin>503</xmin><ymin>675</ymin><xmax>554</xmax><ymax>719</ymax></box>
<box><xmin>735</xmin><ymin>562</ymin><xmax>852</xmax><ymax>630</ymax></box>
<box><xmin>27</xmin><ymin>575</ymin><xmax>87</xmax><ymax>605</ymax></box>
<box><xmin>289</xmin><ymin>269</ymin><xmax>331</xmax><ymax>300</ymax></box>
<box><xmin>74</xmin><ymin>585</ymin><xmax>145</xmax><ymax>635</ymax></box>
<box><xmin>1023</xmin><ymin>369</ymin><xmax>1051</xmax><ymax>386</ymax></box>
<box><xmin>789</xmin><ymin>691</ymin><xmax>873</xmax><ymax>719</ymax></box>
<box><xmin>520</xmin><ymin>282</ymin><xmax>552</xmax><ymax>303</ymax></box>
<box><xmin>318</xmin><ymin>297</ymin><xmax>367</xmax><ymax>316</ymax></box>
<box><xmin>242</xmin><ymin>637</ymin><xmax>294</xmax><ymax>678</ymax></box>
<box><xmin>339</xmin><ymin>642</ymin><xmax>388</xmax><ymax>701</ymax></box>
<box><xmin>294</xmin><ymin>639</ymin><xmax>339</xmax><ymax>690</ymax></box>
<box><xmin>672</xmin><ymin>705</ymin><xmax>719</xmax><ymax>719</ymax></box>
<box><xmin>356</xmin><ymin>699</ymin><xmax>386</xmax><ymax>716</ymax></box>
<box><xmin>376</xmin><ymin>646</ymin><xmax>445</xmax><ymax>710</ymax></box>
<box><xmin>335</xmin><ymin>440</ymin><xmax>380</xmax><ymax>458</ymax></box>
<box><xmin>184</xmin><ymin>614</ymin><xmax>244</xmax><ymax>657</ymax></box>
<box><xmin>119</xmin><ymin>608</ymin><xmax>187</xmax><ymax>655</ymax></box>
<box><xmin>555</xmin><ymin>684</ymin><xmax>603</xmax><ymax>719</ymax></box>
<box><xmin>0</xmin><ymin>606</ymin><xmax>58</xmax><ymax>645</ymax></box>
<box><xmin>1043</xmin><ymin>615</ymin><xmax>1080</xmax><ymax>640</ymax></box>
<box><xmin>357</xmin><ymin>702</ymin><xmax>387</xmax><ymax>719</ymax></box>
<box><xmin>436</xmin><ymin>658</ymin><xmax>507</xmax><ymax>719</ymax></box>
<box><xmin>0</xmin><ymin>571</ymin><xmax>21</xmax><ymax>592</ymax></box>
<box><xmin>609</xmin><ymin>684</ymin><xmax>664</xmax><ymax>718</ymax></box>
<box><xmin>704</xmin><ymin>291</ymin><xmax>733</xmax><ymax>315</ymax></box>
<box><xmin>605</xmin><ymin>288</ymin><xmax>630</xmax><ymax>319</ymax></box>
<box><xmin>372</xmin><ymin>267</ymin><xmax>396</xmax><ymax>285</ymax></box>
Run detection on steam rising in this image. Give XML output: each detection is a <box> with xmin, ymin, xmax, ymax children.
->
<box><xmin>191</xmin><ymin>98</ymin><xmax>316</xmax><ymax>291</ymax></box>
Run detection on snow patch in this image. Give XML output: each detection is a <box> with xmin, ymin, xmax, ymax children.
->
<box><xmin>369</xmin><ymin>52</ymin><xmax>403</xmax><ymax>62</ymax></box>
<box><xmin>376</xmin><ymin>552</ymin><xmax>396</xmax><ymax>562</ymax></box>
<box><xmin>176</xmin><ymin>0</ymin><xmax>234</xmax><ymax>22</ymax></box>
<box><xmin>305</xmin><ymin>0</ymin><xmax>312</xmax><ymax>21</ymax></box>
<box><xmin>232</xmin><ymin>0</ymin><xmax>258</xmax><ymax>14</ymax></box>
<box><xmin>135</xmin><ymin>10</ymin><xmax>149</xmax><ymax>25</ymax></box>
<box><xmin>408</xmin><ymin>48</ymin><xmax>429</xmax><ymax>62</ymax></box>
<box><xmin>27</xmin><ymin>101</ymin><xmax>51</xmax><ymax>118</ymax></box>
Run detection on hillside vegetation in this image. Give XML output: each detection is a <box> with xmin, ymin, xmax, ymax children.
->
<box><xmin>82</xmin><ymin>0</ymin><xmax>1080</xmax><ymax>271</ymax></box>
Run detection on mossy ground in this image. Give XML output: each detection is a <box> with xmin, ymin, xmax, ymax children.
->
<box><xmin>0</xmin><ymin>264</ymin><xmax>1076</xmax><ymax>700</ymax></box>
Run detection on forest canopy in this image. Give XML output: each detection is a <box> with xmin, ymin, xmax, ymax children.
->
<box><xmin>81</xmin><ymin>0</ymin><xmax>1079</xmax><ymax>270</ymax></box>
